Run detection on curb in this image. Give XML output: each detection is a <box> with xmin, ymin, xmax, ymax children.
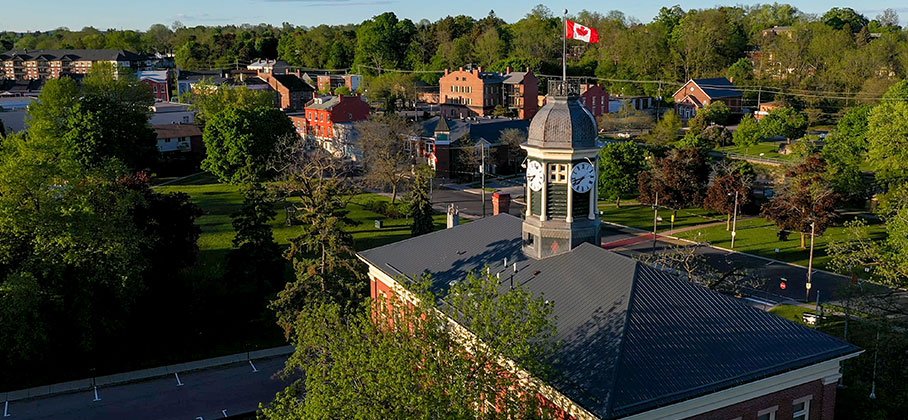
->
<box><xmin>0</xmin><ymin>345</ymin><xmax>293</xmax><ymax>403</ymax></box>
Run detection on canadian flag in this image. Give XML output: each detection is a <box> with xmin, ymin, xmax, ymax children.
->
<box><xmin>566</xmin><ymin>20</ymin><xmax>599</xmax><ymax>43</ymax></box>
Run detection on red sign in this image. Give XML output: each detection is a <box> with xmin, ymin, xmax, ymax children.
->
<box><xmin>779</xmin><ymin>280</ymin><xmax>787</xmax><ymax>290</ymax></box>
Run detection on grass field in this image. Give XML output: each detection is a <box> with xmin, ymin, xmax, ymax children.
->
<box><xmin>769</xmin><ymin>304</ymin><xmax>814</xmax><ymax>324</ymax></box>
<box><xmin>155</xmin><ymin>177</ymin><xmax>447</xmax><ymax>282</ymax></box>
<box><xmin>717</xmin><ymin>141</ymin><xmax>794</xmax><ymax>161</ymax></box>
<box><xmin>598</xmin><ymin>201</ymin><xmax>725</xmax><ymax>232</ymax></box>
<box><xmin>675</xmin><ymin>216</ymin><xmax>887</xmax><ymax>270</ymax></box>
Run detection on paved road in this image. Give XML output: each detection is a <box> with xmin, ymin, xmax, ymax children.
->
<box><xmin>7</xmin><ymin>358</ymin><xmax>290</xmax><ymax>420</ymax></box>
<box><xmin>431</xmin><ymin>186</ymin><xmax>525</xmax><ymax>218</ymax></box>
<box><xmin>600</xmin><ymin>224</ymin><xmax>859</xmax><ymax>303</ymax></box>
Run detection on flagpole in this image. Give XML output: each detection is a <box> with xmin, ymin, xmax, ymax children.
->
<box><xmin>562</xmin><ymin>9</ymin><xmax>567</xmax><ymax>82</ymax></box>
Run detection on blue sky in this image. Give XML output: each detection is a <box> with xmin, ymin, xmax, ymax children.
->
<box><xmin>2</xmin><ymin>1</ymin><xmax>905</xmax><ymax>32</ymax></box>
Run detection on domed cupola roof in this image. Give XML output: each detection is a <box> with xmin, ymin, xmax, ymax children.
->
<box><xmin>527</xmin><ymin>80</ymin><xmax>598</xmax><ymax>149</ymax></box>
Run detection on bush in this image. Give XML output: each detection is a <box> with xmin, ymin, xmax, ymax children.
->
<box><xmin>364</xmin><ymin>199</ymin><xmax>405</xmax><ymax>218</ymax></box>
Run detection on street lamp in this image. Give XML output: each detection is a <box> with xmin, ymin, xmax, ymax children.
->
<box><xmin>805</xmin><ymin>221</ymin><xmax>816</xmax><ymax>302</ymax></box>
<box><xmin>479</xmin><ymin>142</ymin><xmax>486</xmax><ymax>218</ymax></box>
<box><xmin>651</xmin><ymin>192</ymin><xmax>660</xmax><ymax>255</ymax></box>
<box><xmin>729</xmin><ymin>190</ymin><xmax>739</xmax><ymax>249</ymax></box>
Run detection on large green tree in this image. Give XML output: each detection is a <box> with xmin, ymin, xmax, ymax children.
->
<box><xmin>201</xmin><ymin>106</ymin><xmax>295</xmax><ymax>184</ymax></box>
<box><xmin>823</xmin><ymin>105</ymin><xmax>871</xmax><ymax>201</ymax></box>
<box><xmin>598</xmin><ymin>141</ymin><xmax>648</xmax><ymax>207</ymax></box>
<box><xmin>406</xmin><ymin>165</ymin><xmax>435</xmax><ymax>237</ymax></box>
<box><xmin>263</xmin><ymin>270</ymin><xmax>557</xmax><ymax>418</ymax></box>
<box><xmin>866</xmin><ymin>80</ymin><xmax>908</xmax><ymax>186</ymax></box>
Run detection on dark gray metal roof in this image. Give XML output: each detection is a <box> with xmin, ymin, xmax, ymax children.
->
<box><xmin>358</xmin><ymin>215</ymin><xmax>859</xmax><ymax>419</ymax></box>
<box><xmin>419</xmin><ymin>117</ymin><xmax>529</xmax><ymax>146</ymax></box>
<box><xmin>527</xmin><ymin>95</ymin><xmax>598</xmax><ymax>149</ymax></box>
<box><xmin>691</xmin><ymin>77</ymin><xmax>743</xmax><ymax>99</ymax></box>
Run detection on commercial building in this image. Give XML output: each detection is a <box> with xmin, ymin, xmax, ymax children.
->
<box><xmin>1</xmin><ymin>49</ymin><xmax>146</xmax><ymax>80</ymax></box>
<box><xmin>439</xmin><ymin>65</ymin><xmax>539</xmax><ymax>120</ymax></box>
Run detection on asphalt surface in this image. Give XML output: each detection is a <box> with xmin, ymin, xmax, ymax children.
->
<box><xmin>7</xmin><ymin>357</ymin><xmax>290</xmax><ymax>420</ymax></box>
<box><xmin>431</xmin><ymin>187</ymin><xmax>525</xmax><ymax>218</ymax></box>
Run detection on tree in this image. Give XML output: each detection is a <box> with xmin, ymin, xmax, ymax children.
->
<box><xmin>598</xmin><ymin>104</ymin><xmax>655</xmax><ymax>133</ymax></box>
<box><xmin>704</xmin><ymin>161</ymin><xmax>754</xmax><ymax>230</ymax></box>
<box><xmin>821</xmin><ymin>7</ymin><xmax>868</xmax><ymax>32</ymax></box>
<box><xmin>225</xmin><ymin>183</ymin><xmax>284</xmax><ymax>306</ymax></box>
<box><xmin>201</xmin><ymin>106</ymin><xmax>295</xmax><ymax>184</ymax></box>
<box><xmin>406</xmin><ymin>165</ymin><xmax>435</xmax><ymax>236</ymax></box>
<box><xmin>760</xmin><ymin>106</ymin><xmax>807</xmax><ymax>142</ymax></box>
<box><xmin>598</xmin><ymin>141</ymin><xmax>647</xmax><ymax>207</ymax></box>
<box><xmin>700</xmin><ymin>124</ymin><xmax>732</xmax><ymax>147</ymax></box>
<box><xmin>644</xmin><ymin>110</ymin><xmax>682</xmax><ymax>146</ymax></box>
<box><xmin>638</xmin><ymin>148</ymin><xmax>710</xmax><ymax>212</ymax></box>
<box><xmin>733</xmin><ymin>113</ymin><xmax>762</xmax><ymax>149</ymax></box>
<box><xmin>263</xmin><ymin>270</ymin><xmax>557</xmax><ymax>419</ymax></box>
<box><xmin>761</xmin><ymin>156</ymin><xmax>840</xmax><ymax>248</ymax></box>
<box><xmin>354</xmin><ymin>12</ymin><xmax>414</xmax><ymax>72</ymax></box>
<box><xmin>671</xmin><ymin>8</ymin><xmax>748</xmax><ymax>79</ymax></box>
<box><xmin>688</xmin><ymin>101</ymin><xmax>730</xmax><ymax>133</ymax></box>
<box><xmin>26</xmin><ymin>66</ymin><xmax>158</xmax><ymax>171</ymax></box>
<box><xmin>499</xmin><ymin>128</ymin><xmax>527</xmax><ymax>170</ymax></box>
<box><xmin>186</xmin><ymin>82</ymin><xmax>276</xmax><ymax>126</ymax></box>
<box><xmin>357</xmin><ymin>115</ymin><xmax>415</xmax><ymax>203</ymax></box>
<box><xmin>270</xmin><ymin>152</ymin><xmax>367</xmax><ymax>336</ymax></box>
<box><xmin>866</xmin><ymin>81</ymin><xmax>908</xmax><ymax>187</ymax></box>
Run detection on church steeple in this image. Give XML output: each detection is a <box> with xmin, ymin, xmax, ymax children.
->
<box><xmin>521</xmin><ymin>80</ymin><xmax>602</xmax><ymax>259</ymax></box>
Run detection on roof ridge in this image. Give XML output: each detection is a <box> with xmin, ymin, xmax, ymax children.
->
<box><xmin>602</xmin><ymin>260</ymin><xmax>643</xmax><ymax>418</ymax></box>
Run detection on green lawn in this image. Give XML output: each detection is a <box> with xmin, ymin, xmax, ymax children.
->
<box><xmin>769</xmin><ymin>304</ymin><xmax>814</xmax><ymax>324</ymax></box>
<box><xmin>675</xmin><ymin>216</ymin><xmax>887</xmax><ymax>270</ymax></box>
<box><xmin>717</xmin><ymin>141</ymin><xmax>794</xmax><ymax>161</ymax></box>
<box><xmin>598</xmin><ymin>201</ymin><xmax>725</xmax><ymax>232</ymax></box>
<box><xmin>155</xmin><ymin>179</ymin><xmax>446</xmax><ymax>282</ymax></box>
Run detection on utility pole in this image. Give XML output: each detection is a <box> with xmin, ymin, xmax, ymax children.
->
<box><xmin>805</xmin><ymin>221</ymin><xmax>816</xmax><ymax>302</ymax></box>
<box><xmin>480</xmin><ymin>143</ymin><xmax>486</xmax><ymax>218</ymax></box>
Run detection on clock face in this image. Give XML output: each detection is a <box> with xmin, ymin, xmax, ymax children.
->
<box><xmin>526</xmin><ymin>160</ymin><xmax>545</xmax><ymax>192</ymax></box>
<box><xmin>570</xmin><ymin>162</ymin><xmax>596</xmax><ymax>193</ymax></box>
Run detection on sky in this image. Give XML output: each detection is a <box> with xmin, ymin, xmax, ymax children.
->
<box><xmin>2</xmin><ymin>1</ymin><xmax>905</xmax><ymax>32</ymax></box>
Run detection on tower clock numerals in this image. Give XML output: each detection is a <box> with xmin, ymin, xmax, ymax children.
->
<box><xmin>526</xmin><ymin>160</ymin><xmax>545</xmax><ymax>192</ymax></box>
<box><xmin>570</xmin><ymin>162</ymin><xmax>595</xmax><ymax>193</ymax></box>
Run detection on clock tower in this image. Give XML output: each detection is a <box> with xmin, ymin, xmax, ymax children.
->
<box><xmin>521</xmin><ymin>80</ymin><xmax>602</xmax><ymax>260</ymax></box>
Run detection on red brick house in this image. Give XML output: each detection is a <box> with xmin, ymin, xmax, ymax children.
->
<box><xmin>153</xmin><ymin>123</ymin><xmax>203</xmax><ymax>159</ymax></box>
<box><xmin>289</xmin><ymin>95</ymin><xmax>370</xmax><ymax>159</ymax></box>
<box><xmin>439</xmin><ymin>65</ymin><xmax>539</xmax><ymax>120</ymax></box>
<box><xmin>259</xmin><ymin>73</ymin><xmax>314</xmax><ymax>111</ymax></box>
<box><xmin>358</xmin><ymin>82</ymin><xmax>860</xmax><ymax>420</ymax></box>
<box><xmin>137</xmin><ymin>70</ymin><xmax>170</xmax><ymax>102</ymax></box>
<box><xmin>673</xmin><ymin>77</ymin><xmax>743</xmax><ymax>121</ymax></box>
<box><xmin>316</xmin><ymin>74</ymin><xmax>362</xmax><ymax>94</ymax></box>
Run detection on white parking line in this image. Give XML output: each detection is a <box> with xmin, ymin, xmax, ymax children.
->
<box><xmin>4</xmin><ymin>400</ymin><xmax>10</xmax><ymax>417</ymax></box>
<box><xmin>222</xmin><ymin>409</ymin><xmax>228</xmax><ymax>417</ymax></box>
<box><xmin>93</xmin><ymin>386</ymin><xmax>101</xmax><ymax>401</ymax></box>
<box><xmin>249</xmin><ymin>360</ymin><xmax>258</xmax><ymax>373</ymax></box>
<box><xmin>175</xmin><ymin>372</ymin><xmax>184</xmax><ymax>387</ymax></box>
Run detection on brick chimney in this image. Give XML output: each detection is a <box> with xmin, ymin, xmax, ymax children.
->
<box><xmin>492</xmin><ymin>192</ymin><xmax>510</xmax><ymax>216</ymax></box>
<box><xmin>506</xmin><ymin>66</ymin><xmax>513</xmax><ymax>74</ymax></box>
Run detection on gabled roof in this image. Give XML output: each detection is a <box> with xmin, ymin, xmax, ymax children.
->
<box><xmin>153</xmin><ymin>123</ymin><xmax>202</xmax><ymax>139</ymax></box>
<box><xmin>675</xmin><ymin>77</ymin><xmax>743</xmax><ymax>100</ymax></box>
<box><xmin>270</xmin><ymin>74</ymin><xmax>314</xmax><ymax>92</ymax></box>
<box><xmin>358</xmin><ymin>215</ymin><xmax>860</xmax><ymax>419</ymax></box>
<box><xmin>502</xmin><ymin>71</ymin><xmax>529</xmax><ymax>84</ymax></box>
<box><xmin>307</xmin><ymin>96</ymin><xmax>341</xmax><ymax>110</ymax></box>
<box><xmin>419</xmin><ymin>116</ymin><xmax>529</xmax><ymax>146</ymax></box>
<box><xmin>1</xmin><ymin>49</ymin><xmax>145</xmax><ymax>62</ymax></box>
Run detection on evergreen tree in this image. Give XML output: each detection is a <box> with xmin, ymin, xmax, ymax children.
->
<box><xmin>407</xmin><ymin>165</ymin><xmax>435</xmax><ymax>236</ymax></box>
<box><xmin>226</xmin><ymin>183</ymin><xmax>283</xmax><ymax>303</ymax></box>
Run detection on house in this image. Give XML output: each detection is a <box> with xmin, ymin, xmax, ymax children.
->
<box><xmin>578</xmin><ymin>83</ymin><xmax>609</xmax><ymax>117</ymax></box>
<box><xmin>149</xmin><ymin>101</ymin><xmax>195</xmax><ymax>126</ymax></box>
<box><xmin>413</xmin><ymin>116</ymin><xmax>529</xmax><ymax>179</ymax></box>
<box><xmin>175</xmin><ymin>69</ymin><xmax>275</xmax><ymax>102</ymax></box>
<box><xmin>439</xmin><ymin>65</ymin><xmax>539</xmax><ymax>120</ymax></box>
<box><xmin>0</xmin><ymin>49</ymin><xmax>146</xmax><ymax>81</ymax></box>
<box><xmin>246</xmin><ymin>59</ymin><xmax>290</xmax><ymax>75</ymax></box>
<box><xmin>316</xmin><ymin>74</ymin><xmax>362</xmax><ymax>94</ymax></box>
<box><xmin>137</xmin><ymin>70</ymin><xmax>171</xmax><ymax>102</ymax></box>
<box><xmin>153</xmin><ymin>123</ymin><xmax>203</xmax><ymax>156</ymax></box>
<box><xmin>673</xmin><ymin>77</ymin><xmax>743</xmax><ymax>121</ymax></box>
<box><xmin>755</xmin><ymin>101</ymin><xmax>783</xmax><ymax>120</ymax></box>
<box><xmin>608</xmin><ymin>95</ymin><xmax>655</xmax><ymax>113</ymax></box>
<box><xmin>289</xmin><ymin>95</ymin><xmax>370</xmax><ymax>160</ymax></box>
<box><xmin>260</xmin><ymin>73</ymin><xmax>315</xmax><ymax>111</ymax></box>
<box><xmin>358</xmin><ymin>80</ymin><xmax>861</xmax><ymax>420</ymax></box>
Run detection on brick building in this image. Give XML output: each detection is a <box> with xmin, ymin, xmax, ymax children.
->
<box><xmin>412</xmin><ymin>116</ymin><xmax>529</xmax><ymax>179</ymax></box>
<box><xmin>289</xmin><ymin>95</ymin><xmax>370</xmax><ymax>159</ymax></box>
<box><xmin>541</xmin><ymin>82</ymin><xmax>610</xmax><ymax>117</ymax></box>
<box><xmin>673</xmin><ymin>77</ymin><xmax>743</xmax><ymax>121</ymax></box>
<box><xmin>358</xmin><ymin>81</ymin><xmax>860</xmax><ymax>420</ymax></box>
<box><xmin>153</xmin><ymin>123</ymin><xmax>203</xmax><ymax>155</ymax></box>
<box><xmin>0</xmin><ymin>49</ymin><xmax>146</xmax><ymax>81</ymax></box>
<box><xmin>259</xmin><ymin>73</ymin><xmax>315</xmax><ymax>111</ymax></box>
<box><xmin>137</xmin><ymin>70</ymin><xmax>171</xmax><ymax>102</ymax></box>
<box><xmin>439</xmin><ymin>65</ymin><xmax>539</xmax><ymax>120</ymax></box>
<box><xmin>316</xmin><ymin>74</ymin><xmax>362</xmax><ymax>94</ymax></box>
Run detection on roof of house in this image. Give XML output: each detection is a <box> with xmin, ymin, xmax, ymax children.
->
<box><xmin>0</xmin><ymin>49</ymin><xmax>145</xmax><ymax>62</ymax></box>
<box><xmin>502</xmin><ymin>71</ymin><xmax>529</xmax><ymax>84</ymax></box>
<box><xmin>177</xmin><ymin>70</ymin><xmax>230</xmax><ymax>84</ymax></box>
<box><xmin>358</xmin><ymin>215</ymin><xmax>860</xmax><ymax>419</ymax></box>
<box><xmin>153</xmin><ymin>124</ymin><xmax>202</xmax><ymax>139</ymax></box>
<box><xmin>0</xmin><ymin>79</ymin><xmax>44</xmax><ymax>94</ymax></box>
<box><xmin>247</xmin><ymin>59</ymin><xmax>289</xmax><ymax>68</ymax></box>
<box><xmin>137</xmin><ymin>70</ymin><xmax>168</xmax><ymax>83</ymax></box>
<box><xmin>420</xmin><ymin>116</ymin><xmax>529</xmax><ymax>146</ymax></box>
<box><xmin>270</xmin><ymin>74</ymin><xmax>314</xmax><ymax>92</ymax></box>
<box><xmin>676</xmin><ymin>77</ymin><xmax>743</xmax><ymax>100</ymax></box>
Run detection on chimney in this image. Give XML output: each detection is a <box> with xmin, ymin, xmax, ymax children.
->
<box><xmin>447</xmin><ymin>204</ymin><xmax>460</xmax><ymax>228</ymax></box>
<box><xmin>492</xmin><ymin>192</ymin><xmax>510</xmax><ymax>216</ymax></box>
<box><xmin>506</xmin><ymin>66</ymin><xmax>513</xmax><ymax>74</ymax></box>
<box><xmin>445</xmin><ymin>68</ymin><xmax>450</xmax><ymax>75</ymax></box>
<box><xmin>477</xmin><ymin>65</ymin><xmax>483</xmax><ymax>73</ymax></box>
<box><xmin>459</xmin><ymin>66</ymin><xmax>464</xmax><ymax>72</ymax></box>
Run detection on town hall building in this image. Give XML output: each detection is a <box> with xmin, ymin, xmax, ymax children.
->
<box><xmin>358</xmin><ymin>80</ymin><xmax>860</xmax><ymax>419</ymax></box>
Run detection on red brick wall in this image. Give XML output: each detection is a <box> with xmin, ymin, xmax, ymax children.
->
<box><xmin>687</xmin><ymin>379</ymin><xmax>836</xmax><ymax>420</ymax></box>
<box><xmin>141</xmin><ymin>79</ymin><xmax>170</xmax><ymax>102</ymax></box>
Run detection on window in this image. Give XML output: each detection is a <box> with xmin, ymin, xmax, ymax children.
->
<box><xmin>549</xmin><ymin>163</ymin><xmax>568</xmax><ymax>183</ymax></box>
<box><xmin>756</xmin><ymin>406</ymin><xmax>777</xmax><ymax>420</ymax></box>
<box><xmin>792</xmin><ymin>396</ymin><xmax>811</xmax><ymax>420</ymax></box>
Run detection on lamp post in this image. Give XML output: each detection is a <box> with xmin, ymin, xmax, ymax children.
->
<box><xmin>805</xmin><ymin>221</ymin><xmax>816</xmax><ymax>302</ymax></box>
<box><xmin>651</xmin><ymin>192</ymin><xmax>659</xmax><ymax>255</ymax></box>
<box><xmin>480</xmin><ymin>142</ymin><xmax>486</xmax><ymax>218</ymax></box>
<box><xmin>730</xmin><ymin>190</ymin><xmax>739</xmax><ymax>249</ymax></box>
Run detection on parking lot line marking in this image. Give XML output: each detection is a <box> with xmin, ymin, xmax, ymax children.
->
<box><xmin>249</xmin><ymin>360</ymin><xmax>258</xmax><ymax>372</ymax></box>
<box><xmin>175</xmin><ymin>372</ymin><xmax>184</xmax><ymax>387</ymax></box>
<box><xmin>222</xmin><ymin>409</ymin><xmax>228</xmax><ymax>417</ymax></box>
<box><xmin>93</xmin><ymin>386</ymin><xmax>101</xmax><ymax>401</ymax></box>
<box><xmin>4</xmin><ymin>400</ymin><xmax>10</xmax><ymax>417</ymax></box>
